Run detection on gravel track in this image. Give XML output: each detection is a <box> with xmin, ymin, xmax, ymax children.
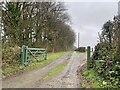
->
<box><xmin>2</xmin><ymin>52</ymin><xmax>86</xmax><ymax>88</ymax></box>
<box><xmin>37</xmin><ymin>52</ymin><xmax>86</xmax><ymax>88</ymax></box>
<box><xmin>2</xmin><ymin>52</ymin><xmax>71</xmax><ymax>88</ymax></box>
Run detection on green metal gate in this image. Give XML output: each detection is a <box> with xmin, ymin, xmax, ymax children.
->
<box><xmin>21</xmin><ymin>45</ymin><xmax>47</xmax><ymax>65</ymax></box>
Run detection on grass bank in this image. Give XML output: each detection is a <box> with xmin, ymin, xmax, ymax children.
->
<box><xmin>80</xmin><ymin>67</ymin><xmax>101</xmax><ymax>88</ymax></box>
<box><xmin>80</xmin><ymin>66</ymin><xmax>119</xmax><ymax>88</ymax></box>
<box><xmin>2</xmin><ymin>52</ymin><xmax>66</xmax><ymax>78</ymax></box>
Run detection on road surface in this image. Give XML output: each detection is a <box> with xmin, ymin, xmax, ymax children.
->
<box><xmin>2</xmin><ymin>52</ymin><xmax>86</xmax><ymax>88</ymax></box>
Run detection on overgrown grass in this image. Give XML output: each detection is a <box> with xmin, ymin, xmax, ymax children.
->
<box><xmin>43</xmin><ymin>61</ymin><xmax>68</xmax><ymax>80</ymax></box>
<box><xmin>81</xmin><ymin>67</ymin><xmax>119</xmax><ymax>88</ymax></box>
<box><xmin>2</xmin><ymin>52</ymin><xmax>66</xmax><ymax>78</ymax></box>
<box><xmin>81</xmin><ymin>67</ymin><xmax>101</xmax><ymax>88</ymax></box>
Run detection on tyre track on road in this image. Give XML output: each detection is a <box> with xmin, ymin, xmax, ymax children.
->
<box><xmin>37</xmin><ymin>52</ymin><xmax>86</xmax><ymax>88</ymax></box>
<box><xmin>2</xmin><ymin>52</ymin><xmax>71</xmax><ymax>88</ymax></box>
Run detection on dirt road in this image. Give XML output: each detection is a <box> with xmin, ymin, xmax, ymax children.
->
<box><xmin>2</xmin><ymin>52</ymin><xmax>86</xmax><ymax>88</ymax></box>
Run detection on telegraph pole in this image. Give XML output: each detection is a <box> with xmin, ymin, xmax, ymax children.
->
<box><xmin>118</xmin><ymin>1</ymin><xmax>120</xmax><ymax>15</ymax></box>
<box><xmin>78</xmin><ymin>32</ymin><xmax>79</xmax><ymax>48</ymax></box>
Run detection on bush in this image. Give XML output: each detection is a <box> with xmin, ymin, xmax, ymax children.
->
<box><xmin>2</xmin><ymin>43</ymin><xmax>21</xmax><ymax>69</ymax></box>
<box><xmin>91</xmin><ymin>43</ymin><xmax>120</xmax><ymax>88</ymax></box>
<box><xmin>75</xmin><ymin>47</ymin><xmax>86</xmax><ymax>52</ymax></box>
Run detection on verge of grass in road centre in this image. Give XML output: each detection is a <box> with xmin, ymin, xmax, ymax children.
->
<box><xmin>3</xmin><ymin>52</ymin><xmax>66</xmax><ymax>78</ymax></box>
<box><xmin>43</xmin><ymin>60</ymin><xmax>68</xmax><ymax>80</ymax></box>
<box><xmin>43</xmin><ymin>51</ymin><xmax>73</xmax><ymax>80</ymax></box>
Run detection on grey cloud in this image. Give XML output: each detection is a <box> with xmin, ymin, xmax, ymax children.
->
<box><xmin>65</xmin><ymin>2</ymin><xmax>118</xmax><ymax>47</ymax></box>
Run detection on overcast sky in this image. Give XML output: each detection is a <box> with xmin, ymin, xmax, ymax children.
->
<box><xmin>65</xmin><ymin>2</ymin><xmax>118</xmax><ymax>48</ymax></box>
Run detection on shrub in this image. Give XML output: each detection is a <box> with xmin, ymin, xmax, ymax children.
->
<box><xmin>75</xmin><ymin>47</ymin><xmax>86</xmax><ymax>52</ymax></box>
<box><xmin>2</xmin><ymin>43</ymin><xmax>21</xmax><ymax>69</ymax></box>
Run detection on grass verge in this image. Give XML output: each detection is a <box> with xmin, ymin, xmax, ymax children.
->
<box><xmin>2</xmin><ymin>52</ymin><xmax>66</xmax><ymax>78</ymax></box>
<box><xmin>80</xmin><ymin>67</ymin><xmax>101</xmax><ymax>88</ymax></box>
<box><xmin>80</xmin><ymin>66</ymin><xmax>119</xmax><ymax>88</ymax></box>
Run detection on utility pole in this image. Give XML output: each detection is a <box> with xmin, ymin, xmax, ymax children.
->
<box><xmin>118</xmin><ymin>1</ymin><xmax>120</xmax><ymax>15</ymax></box>
<box><xmin>78</xmin><ymin>32</ymin><xmax>79</xmax><ymax>48</ymax></box>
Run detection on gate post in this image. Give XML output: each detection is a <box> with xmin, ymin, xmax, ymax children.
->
<box><xmin>24</xmin><ymin>46</ymin><xmax>28</xmax><ymax>64</ymax></box>
<box><xmin>87</xmin><ymin>46</ymin><xmax>91</xmax><ymax>69</ymax></box>
<box><xmin>21</xmin><ymin>45</ymin><xmax>25</xmax><ymax>65</ymax></box>
<box><xmin>45</xmin><ymin>48</ymin><xmax>47</xmax><ymax>60</ymax></box>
